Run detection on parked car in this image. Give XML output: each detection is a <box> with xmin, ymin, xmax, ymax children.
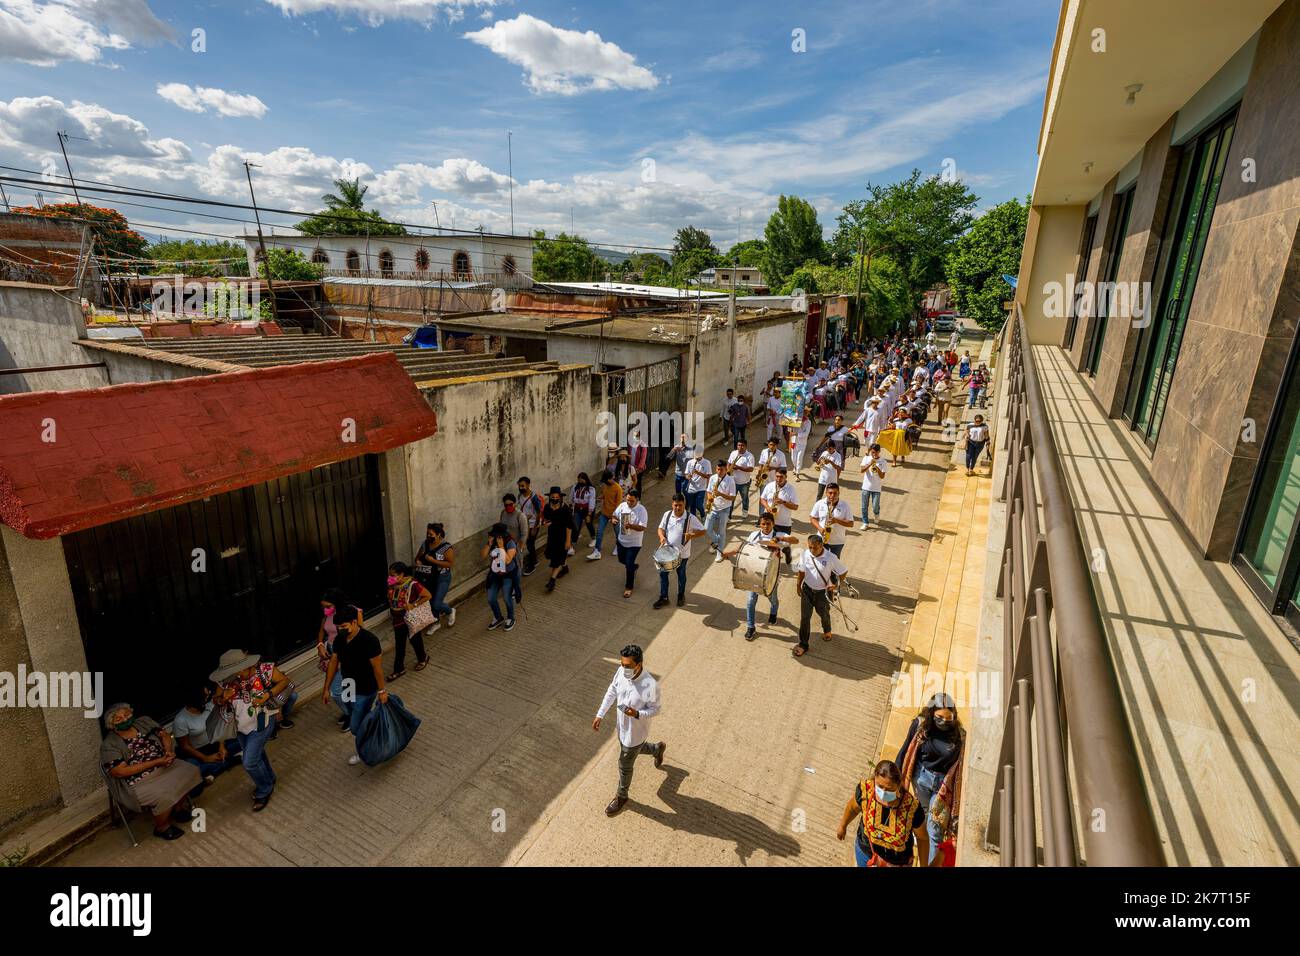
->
<box><xmin>934</xmin><ymin>313</ymin><xmax>957</xmax><ymax>333</ymax></box>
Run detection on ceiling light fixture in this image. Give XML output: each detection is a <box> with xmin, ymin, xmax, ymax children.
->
<box><xmin>1125</xmin><ymin>83</ymin><xmax>1144</xmax><ymax>106</ymax></box>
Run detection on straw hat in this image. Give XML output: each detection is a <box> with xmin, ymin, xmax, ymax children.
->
<box><xmin>210</xmin><ymin>648</ymin><xmax>260</xmax><ymax>683</ymax></box>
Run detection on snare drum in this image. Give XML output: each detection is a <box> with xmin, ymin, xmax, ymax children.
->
<box><xmin>653</xmin><ymin>544</ymin><xmax>682</xmax><ymax>572</ymax></box>
<box><xmin>732</xmin><ymin>541</ymin><xmax>779</xmax><ymax>595</ymax></box>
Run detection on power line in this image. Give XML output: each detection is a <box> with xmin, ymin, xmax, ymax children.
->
<box><xmin>0</xmin><ymin>165</ymin><xmax>680</xmax><ymax>254</ymax></box>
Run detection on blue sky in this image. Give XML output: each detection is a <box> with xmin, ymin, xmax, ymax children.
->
<box><xmin>0</xmin><ymin>0</ymin><xmax>1057</xmax><ymax>250</ymax></box>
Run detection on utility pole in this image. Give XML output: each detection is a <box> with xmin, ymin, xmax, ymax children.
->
<box><xmin>853</xmin><ymin>233</ymin><xmax>866</xmax><ymax>341</ymax></box>
<box><xmin>243</xmin><ymin>161</ymin><xmax>281</xmax><ymax>326</ymax></box>
<box><xmin>56</xmin><ymin>131</ymin><xmax>84</xmax><ymax>207</ymax></box>
<box><xmin>507</xmin><ymin>130</ymin><xmax>515</xmax><ymax>234</ymax></box>
<box><xmin>0</xmin><ymin>181</ymin><xmax>11</xmax><ymax>212</ymax></box>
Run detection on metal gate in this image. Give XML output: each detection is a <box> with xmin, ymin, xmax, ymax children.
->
<box><xmin>63</xmin><ymin>454</ymin><xmax>387</xmax><ymax>718</ymax></box>
<box><xmin>594</xmin><ymin>355</ymin><xmax>684</xmax><ymax>457</ymax></box>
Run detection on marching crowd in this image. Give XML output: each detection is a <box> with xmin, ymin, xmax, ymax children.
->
<box><xmin>98</xmin><ymin>320</ymin><xmax>988</xmax><ymax>866</ymax></box>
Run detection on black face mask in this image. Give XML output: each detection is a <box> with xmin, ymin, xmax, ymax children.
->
<box><xmin>549</xmin><ymin>499</ymin><xmax>561</xmax><ymax>507</ymax></box>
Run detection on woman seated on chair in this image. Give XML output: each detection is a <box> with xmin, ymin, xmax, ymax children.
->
<box><xmin>100</xmin><ymin>702</ymin><xmax>202</xmax><ymax>841</ymax></box>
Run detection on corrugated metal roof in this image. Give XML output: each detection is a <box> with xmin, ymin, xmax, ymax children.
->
<box><xmin>322</xmin><ymin>275</ymin><xmax>488</xmax><ymax>290</ymax></box>
<box><xmin>541</xmin><ymin>281</ymin><xmax>727</xmax><ymax>300</ymax></box>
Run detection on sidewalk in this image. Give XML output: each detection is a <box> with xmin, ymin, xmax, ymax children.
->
<box><xmin>49</xmin><ymin>368</ymin><xmax>954</xmax><ymax>868</ymax></box>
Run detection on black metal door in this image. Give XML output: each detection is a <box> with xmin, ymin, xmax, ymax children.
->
<box><xmin>63</xmin><ymin>454</ymin><xmax>387</xmax><ymax>719</ymax></box>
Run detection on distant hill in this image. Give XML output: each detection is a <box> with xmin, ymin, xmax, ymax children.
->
<box><xmin>593</xmin><ymin>247</ymin><xmax>671</xmax><ymax>265</ymax></box>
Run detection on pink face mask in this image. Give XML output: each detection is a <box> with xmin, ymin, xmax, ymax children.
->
<box><xmin>323</xmin><ymin>606</ymin><xmax>336</xmax><ymax>617</ymax></box>
<box><xmin>387</xmin><ymin>575</ymin><xmax>400</xmax><ymax>586</ymax></box>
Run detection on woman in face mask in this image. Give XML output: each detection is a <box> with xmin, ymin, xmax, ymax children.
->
<box><xmin>896</xmin><ymin>692</ymin><xmax>965</xmax><ymax>865</ymax></box>
<box><xmin>836</xmin><ymin>759</ymin><xmax>928</xmax><ymax>867</ymax></box>
<box><xmin>386</xmin><ymin>561</ymin><xmax>432</xmax><ymax>681</ymax></box>
<box><xmin>317</xmin><ymin>589</ymin><xmax>362</xmax><ymax>729</ymax></box>
<box><xmin>99</xmin><ymin>702</ymin><xmax>203</xmax><ymax>840</ymax></box>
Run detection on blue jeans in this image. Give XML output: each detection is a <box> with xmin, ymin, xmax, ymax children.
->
<box><xmin>705</xmin><ymin>507</ymin><xmax>731</xmax><ymax>551</ymax></box>
<box><xmin>966</xmin><ymin>440</ymin><xmax>987</xmax><ymax>471</ymax></box>
<box><xmin>658</xmin><ymin>556</ymin><xmax>689</xmax><ymax>599</ymax></box>
<box><xmin>181</xmin><ymin>740</ymin><xmax>242</xmax><ymax>778</ymax></box>
<box><xmin>854</xmin><ymin>837</ymin><xmax>872</xmax><ymax>867</ymax></box>
<box><xmin>911</xmin><ymin>767</ymin><xmax>946</xmax><ymax>865</ymax></box>
<box><xmin>861</xmin><ymin>489</ymin><xmax>881</xmax><ymax>525</ymax></box>
<box><xmin>674</xmin><ymin>474</ymin><xmax>688</xmax><ymax>497</ymax></box>
<box><xmin>487</xmin><ymin>574</ymin><xmax>515</xmax><ymax>621</ymax></box>
<box><xmin>968</xmin><ymin>388</ymin><xmax>982</xmax><ymax>407</ymax></box>
<box><xmin>236</xmin><ymin>718</ymin><xmax>277</xmax><ymax>799</ymax></box>
<box><xmin>687</xmin><ymin>490</ymin><xmax>706</xmax><ymax>520</ymax></box>
<box><xmin>329</xmin><ymin>669</ymin><xmax>345</xmax><ymax>714</ymax></box>
<box><xmin>344</xmin><ymin>691</ymin><xmax>377</xmax><ymax>739</ymax></box>
<box><xmin>745</xmin><ymin>589</ymin><xmax>778</xmax><ymax>628</ymax></box>
<box><xmin>430</xmin><ymin>574</ymin><xmax>453</xmax><ymax>620</ymax></box>
<box><xmin>735</xmin><ymin>482</ymin><xmax>751</xmax><ymax>512</ymax></box>
<box><xmin>593</xmin><ymin>513</ymin><xmax>612</xmax><ymax>552</ymax></box>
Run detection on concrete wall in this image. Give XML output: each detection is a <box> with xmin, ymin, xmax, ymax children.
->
<box><xmin>250</xmin><ymin>234</ymin><xmax>533</xmax><ymax>286</ymax></box>
<box><xmin>0</xmin><ymin>284</ymin><xmax>109</xmax><ymax>394</ymax></box>
<box><xmin>0</xmin><ymin>527</ymin><xmax>103</xmax><ymax>839</ymax></box>
<box><xmin>402</xmin><ymin>366</ymin><xmax>605</xmax><ymax>579</ymax></box>
<box><xmin>1021</xmin><ymin>204</ymin><xmax>1087</xmax><ymax>345</ymax></box>
<box><xmin>0</xmin><ymin>528</ymin><xmax>64</xmax><ymax>838</ymax></box>
<box><xmin>544</xmin><ymin>335</ymin><xmax>678</xmax><ymax>370</ymax></box>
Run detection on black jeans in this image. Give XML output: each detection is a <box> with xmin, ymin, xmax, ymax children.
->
<box><xmin>775</xmin><ymin>524</ymin><xmax>793</xmax><ymax>563</ymax></box>
<box><xmin>617</xmin><ymin>543</ymin><xmax>641</xmax><ymax>590</ymax></box>
<box><xmin>392</xmin><ymin>623</ymin><xmax>426</xmax><ymax>672</ymax></box>
<box><xmin>798</xmin><ymin>585</ymin><xmax>832</xmax><ymax>649</ymax></box>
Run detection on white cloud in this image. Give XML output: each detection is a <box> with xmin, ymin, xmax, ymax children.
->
<box><xmin>0</xmin><ymin>0</ymin><xmax>172</xmax><ymax>66</ymax></box>
<box><xmin>0</xmin><ymin>95</ymin><xmax>190</xmax><ymax>161</ymax></box>
<box><xmin>157</xmin><ymin>83</ymin><xmax>269</xmax><ymax>119</ymax></box>
<box><xmin>194</xmin><ymin>145</ymin><xmax>374</xmax><ymax>210</ymax></box>
<box><xmin>262</xmin><ymin>0</ymin><xmax>493</xmax><ymax>27</ymax></box>
<box><xmin>464</xmin><ymin>14</ymin><xmax>659</xmax><ymax>95</ymax></box>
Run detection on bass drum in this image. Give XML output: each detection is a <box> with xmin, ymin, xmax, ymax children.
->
<box><xmin>732</xmin><ymin>541</ymin><xmax>779</xmax><ymax>596</ymax></box>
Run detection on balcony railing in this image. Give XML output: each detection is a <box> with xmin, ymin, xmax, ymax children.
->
<box><xmin>989</xmin><ymin>302</ymin><xmax>1164</xmax><ymax>866</ymax></box>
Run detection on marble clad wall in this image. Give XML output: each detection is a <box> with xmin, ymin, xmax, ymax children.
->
<box><xmin>1092</xmin><ymin>115</ymin><xmax>1182</xmax><ymax>419</ymax></box>
<box><xmin>1149</xmin><ymin>0</ymin><xmax>1300</xmax><ymax>559</ymax></box>
<box><xmin>1069</xmin><ymin>178</ymin><xmax>1118</xmax><ymax>372</ymax></box>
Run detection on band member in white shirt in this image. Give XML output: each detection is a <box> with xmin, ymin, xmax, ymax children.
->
<box><xmin>705</xmin><ymin>458</ymin><xmax>737</xmax><ymax>562</ymax></box>
<box><xmin>759</xmin><ymin>467</ymin><xmax>799</xmax><ymax>565</ymax></box>
<box><xmin>612</xmin><ymin>489</ymin><xmax>648</xmax><ymax>599</ymax></box>
<box><xmin>593</xmin><ymin>643</ymin><xmax>665</xmax><ymax>816</ymax></box>
<box><xmin>791</xmin><ymin>408</ymin><xmax>814</xmax><ymax>478</ymax></box>
<box><xmin>861</xmin><ymin>443</ymin><xmax>889</xmax><ymax>529</ymax></box>
<box><xmin>793</xmin><ymin>534</ymin><xmax>850</xmax><ymax>658</ymax></box>
<box><xmin>814</xmin><ymin>440</ymin><xmax>843</xmax><ymax>502</ymax></box>
<box><xmin>723</xmin><ymin>512</ymin><xmax>797</xmax><ymax>641</ymax></box>
<box><xmin>809</xmin><ymin>483</ymin><xmax>854</xmax><ymax>559</ymax></box>
<box><xmin>765</xmin><ymin>389</ymin><xmax>782</xmax><ymax>440</ymax></box>
<box><xmin>728</xmin><ymin>438</ymin><xmax>756</xmax><ymax>517</ymax></box>
<box><xmin>757</xmin><ymin>436</ymin><xmax>788</xmax><ymax>490</ymax></box>
<box><xmin>684</xmin><ymin>447</ymin><xmax>713</xmax><ymax>520</ymax></box>
<box><xmin>655</xmin><ymin>492</ymin><xmax>705</xmax><ymax>609</ymax></box>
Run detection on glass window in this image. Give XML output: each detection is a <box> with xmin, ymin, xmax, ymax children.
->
<box><xmin>1084</xmin><ymin>188</ymin><xmax>1134</xmax><ymax>376</ymax></box>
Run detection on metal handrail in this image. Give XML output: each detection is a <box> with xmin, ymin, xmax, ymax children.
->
<box><xmin>988</xmin><ymin>303</ymin><xmax>1164</xmax><ymax>866</ymax></box>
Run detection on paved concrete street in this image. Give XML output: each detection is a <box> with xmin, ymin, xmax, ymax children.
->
<box><xmin>59</xmin><ymin>393</ymin><xmax>952</xmax><ymax>867</ymax></box>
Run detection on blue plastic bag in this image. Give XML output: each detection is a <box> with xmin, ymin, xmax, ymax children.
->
<box><xmin>356</xmin><ymin>693</ymin><xmax>421</xmax><ymax>767</ymax></box>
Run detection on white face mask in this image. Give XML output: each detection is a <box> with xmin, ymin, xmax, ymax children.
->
<box><xmin>622</xmin><ymin>666</ymin><xmax>638</xmax><ymax>680</ymax></box>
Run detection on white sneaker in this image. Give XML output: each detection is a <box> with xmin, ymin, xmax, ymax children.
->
<box><xmin>425</xmin><ymin>622</ymin><xmax>440</xmax><ymax>636</ymax></box>
<box><xmin>861</xmin><ymin>522</ymin><xmax>870</xmax><ymax>531</ymax></box>
<box><xmin>587</xmin><ymin>550</ymin><xmax>601</xmax><ymax>560</ymax></box>
<box><xmin>567</xmin><ymin>547</ymin><xmax>575</xmax><ymax>556</ymax></box>
<box><xmin>347</xmin><ymin>755</ymin><xmax>361</xmax><ymax>766</ymax></box>
<box><xmin>714</xmin><ymin>551</ymin><xmax>723</xmax><ymax>563</ymax></box>
<box><xmin>447</xmin><ymin>608</ymin><xmax>456</xmax><ymax>627</ymax></box>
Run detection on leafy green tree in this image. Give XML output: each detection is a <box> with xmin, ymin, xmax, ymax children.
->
<box><xmin>296</xmin><ymin>177</ymin><xmax>406</xmax><ymax>237</ymax></box>
<box><xmin>12</xmin><ymin>202</ymin><xmax>147</xmax><ymax>260</ymax></box>
<box><xmin>146</xmin><ymin>239</ymin><xmax>249</xmax><ymax>277</ymax></box>
<box><xmin>832</xmin><ymin>169</ymin><xmax>977</xmax><ymax>316</ymax></box>
<box><xmin>945</xmin><ymin>196</ymin><xmax>1029</xmax><ymax>332</ymax></box>
<box><xmin>627</xmin><ymin>251</ymin><xmax>671</xmax><ymax>285</ymax></box>
<box><xmin>763</xmin><ymin>196</ymin><xmax>826</xmax><ymax>287</ymax></box>
<box><xmin>532</xmin><ymin>230</ymin><xmax>606</xmax><ymax>282</ymax></box>
<box><xmin>257</xmin><ymin>247</ymin><xmax>324</xmax><ymax>281</ymax></box>
<box><xmin>726</xmin><ymin>238</ymin><xmax>767</xmax><ymax>268</ymax></box>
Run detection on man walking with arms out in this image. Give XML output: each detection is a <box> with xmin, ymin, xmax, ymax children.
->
<box><xmin>593</xmin><ymin>644</ymin><xmax>665</xmax><ymax>816</ymax></box>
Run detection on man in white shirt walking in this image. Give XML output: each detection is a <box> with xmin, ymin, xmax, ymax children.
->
<box><xmin>593</xmin><ymin>643</ymin><xmax>664</xmax><ymax>816</ymax></box>
<box><xmin>760</xmin><ymin>467</ymin><xmax>800</xmax><ymax>565</ymax></box>
<box><xmin>756</xmin><ymin>436</ymin><xmax>788</xmax><ymax>491</ymax></box>
<box><xmin>705</xmin><ymin>457</ymin><xmax>737</xmax><ymax>562</ymax></box>
<box><xmin>814</xmin><ymin>440</ymin><xmax>843</xmax><ymax>501</ymax></box>
<box><xmin>655</xmin><ymin>493</ymin><xmax>705</xmax><ymax>609</ymax></box>
<box><xmin>684</xmin><ymin>447</ymin><xmax>712</xmax><ymax>520</ymax></box>
<box><xmin>861</xmin><ymin>442</ymin><xmax>888</xmax><ymax>529</ymax></box>
<box><xmin>793</xmin><ymin>534</ymin><xmax>850</xmax><ymax>658</ymax></box>
<box><xmin>612</xmin><ymin>489</ymin><xmax>648</xmax><ymax>599</ymax></box>
<box><xmin>723</xmin><ymin>512</ymin><xmax>797</xmax><ymax>641</ymax></box>
<box><xmin>809</xmin><ymin>483</ymin><xmax>854</xmax><ymax>559</ymax></box>
<box><xmin>790</xmin><ymin>408</ymin><xmax>813</xmax><ymax>478</ymax></box>
<box><xmin>728</xmin><ymin>438</ymin><xmax>756</xmax><ymax>516</ymax></box>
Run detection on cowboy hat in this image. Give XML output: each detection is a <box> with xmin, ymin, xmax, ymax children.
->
<box><xmin>210</xmin><ymin>648</ymin><xmax>260</xmax><ymax>683</ymax></box>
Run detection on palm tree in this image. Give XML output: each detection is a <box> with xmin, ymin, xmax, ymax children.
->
<box><xmin>321</xmin><ymin>178</ymin><xmax>368</xmax><ymax>212</ymax></box>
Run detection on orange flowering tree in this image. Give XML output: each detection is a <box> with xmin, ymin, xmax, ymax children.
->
<box><xmin>10</xmin><ymin>203</ymin><xmax>148</xmax><ymax>261</ymax></box>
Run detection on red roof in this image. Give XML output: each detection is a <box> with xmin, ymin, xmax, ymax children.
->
<box><xmin>0</xmin><ymin>352</ymin><xmax>437</xmax><ymax>539</ymax></box>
